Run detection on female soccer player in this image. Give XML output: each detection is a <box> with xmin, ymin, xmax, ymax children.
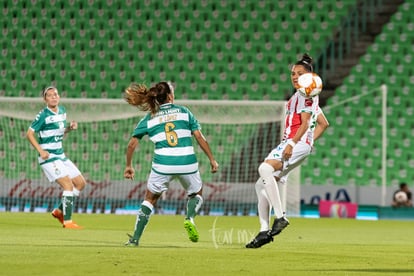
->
<box><xmin>26</xmin><ymin>86</ymin><xmax>86</xmax><ymax>229</ymax></box>
<box><xmin>246</xmin><ymin>54</ymin><xmax>329</xmax><ymax>248</ymax></box>
<box><xmin>123</xmin><ymin>81</ymin><xmax>219</xmax><ymax>246</ymax></box>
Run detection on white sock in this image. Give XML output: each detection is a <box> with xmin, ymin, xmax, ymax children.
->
<box><xmin>141</xmin><ymin>200</ymin><xmax>154</xmax><ymax>211</ymax></box>
<box><xmin>255</xmin><ymin>177</ymin><xmax>271</xmax><ymax>231</ymax></box>
<box><xmin>258</xmin><ymin>162</ymin><xmax>284</xmax><ymax>218</ymax></box>
<box><xmin>62</xmin><ymin>190</ymin><xmax>74</xmax><ymax>197</ymax></box>
<box><xmin>72</xmin><ymin>187</ymin><xmax>80</xmax><ymax>197</ymax></box>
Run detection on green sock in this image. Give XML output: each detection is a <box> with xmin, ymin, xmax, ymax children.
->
<box><xmin>133</xmin><ymin>203</ymin><xmax>153</xmax><ymax>241</ymax></box>
<box><xmin>59</xmin><ymin>188</ymin><xmax>79</xmax><ymax>211</ymax></box>
<box><xmin>186</xmin><ymin>195</ymin><xmax>203</xmax><ymax>220</ymax></box>
<box><xmin>62</xmin><ymin>191</ymin><xmax>74</xmax><ymax>221</ymax></box>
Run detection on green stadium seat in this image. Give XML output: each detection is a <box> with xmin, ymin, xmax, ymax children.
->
<box><xmin>13</xmin><ymin>0</ymin><xmax>414</xmax><ymax>190</ymax></box>
<box><xmin>2</xmin><ymin>0</ymin><xmax>356</xmax><ymax>101</ymax></box>
<box><xmin>304</xmin><ymin>1</ymin><xmax>414</xmax><ymax>186</ymax></box>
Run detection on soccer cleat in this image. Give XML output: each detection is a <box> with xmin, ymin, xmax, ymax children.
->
<box><xmin>124</xmin><ymin>234</ymin><xmax>138</xmax><ymax>247</ymax></box>
<box><xmin>246</xmin><ymin>231</ymin><xmax>274</xmax><ymax>248</ymax></box>
<box><xmin>51</xmin><ymin>208</ymin><xmax>64</xmax><ymax>225</ymax></box>
<box><xmin>184</xmin><ymin>218</ymin><xmax>199</xmax><ymax>242</ymax></box>
<box><xmin>63</xmin><ymin>221</ymin><xmax>82</xmax><ymax>229</ymax></box>
<box><xmin>268</xmin><ymin>217</ymin><xmax>290</xmax><ymax>237</ymax></box>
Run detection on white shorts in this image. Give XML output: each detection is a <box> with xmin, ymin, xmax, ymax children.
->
<box><xmin>41</xmin><ymin>159</ymin><xmax>82</xmax><ymax>182</ymax></box>
<box><xmin>265</xmin><ymin>139</ymin><xmax>312</xmax><ymax>181</ymax></box>
<box><xmin>147</xmin><ymin>170</ymin><xmax>202</xmax><ymax>196</ymax></box>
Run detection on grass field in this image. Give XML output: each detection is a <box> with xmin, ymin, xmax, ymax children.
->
<box><xmin>0</xmin><ymin>212</ymin><xmax>413</xmax><ymax>276</ymax></box>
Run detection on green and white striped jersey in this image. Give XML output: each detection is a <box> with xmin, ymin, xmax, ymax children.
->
<box><xmin>29</xmin><ymin>106</ymin><xmax>68</xmax><ymax>165</ymax></box>
<box><xmin>132</xmin><ymin>103</ymin><xmax>201</xmax><ymax>175</ymax></box>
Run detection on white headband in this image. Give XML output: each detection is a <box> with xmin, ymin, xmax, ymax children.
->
<box><xmin>166</xmin><ymin>81</ymin><xmax>175</xmax><ymax>94</ymax></box>
<box><xmin>42</xmin><ymin>86</ymin><xmax>57</xmax><ymax>97</ymax></box>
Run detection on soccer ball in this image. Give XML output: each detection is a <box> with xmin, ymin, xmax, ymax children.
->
<box><xmin>394</xmin><ymin>191</ymin><xmax>408</xmax><ymax>203</ymax></box>
<box><xmin>297</xmin><ymin>73</ymin><xmax>323</xmax><ymax>98</ymax></box>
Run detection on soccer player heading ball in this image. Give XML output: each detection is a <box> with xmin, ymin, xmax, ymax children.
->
<box><xmin>246</xmin><ymin>54</ymin><xmax>329</xmax><ymax>248</ymax></box>
<box><xmin>123</xmin><ymin>81</ymin><xmax>219</xmax><ymax>246</ymax></box>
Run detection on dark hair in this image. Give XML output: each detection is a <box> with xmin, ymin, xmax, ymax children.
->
<box><xmin>400</xmin><ymin>183</ymin><xmax>407</xmax><ymax>189</ymax></box>
<box><xmin>295</xmin><ymin>53</ymin><xmax>313</xmax><ymax>72</ymax></box>
<box><xmin>124</xmin><ymin>81</ymin><xmax>174</xmax><ymax>115</ymax></box>
<box><xmin>150</xmin><ymin>82</ymin><xmax>172</xmax><ymax>105</ymax></box>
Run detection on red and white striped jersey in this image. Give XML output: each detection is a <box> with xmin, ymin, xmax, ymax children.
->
<box><xmin>283</xmin><ymin>91</ymin><xmax>320</xmax><ymax>146</ymax></box>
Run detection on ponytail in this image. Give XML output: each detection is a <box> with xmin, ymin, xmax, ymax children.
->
<box><xmin>124</xmin><ymin>81</ymin><xmax>173</xmax><ymax>115</ymax></box>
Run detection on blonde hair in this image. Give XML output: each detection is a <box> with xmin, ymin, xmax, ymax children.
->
<box><xmin>124</xmin><ymin>82</ymin><xmax>172</xmax><ymax>115</ymax></box>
